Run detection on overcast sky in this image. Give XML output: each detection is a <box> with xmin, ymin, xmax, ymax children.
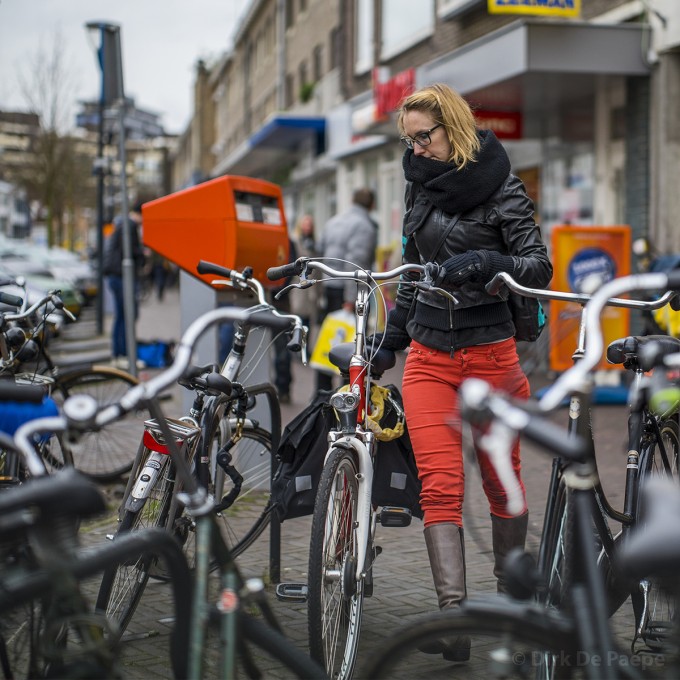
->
<box><xmin>0</xmin><ymin>0</ymin><xmax>249</xmax><ymax>134</ymax></box>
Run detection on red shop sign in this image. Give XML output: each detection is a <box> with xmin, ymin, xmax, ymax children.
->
<box><xmin>373</xmin><ymin>68</ymin><xmax>415</xmax><ymax>120</ymax></box>
<box><xmin>474</xmin><ymin>110</ymin><xmax>523</xmax><ymax>140</ymax></box>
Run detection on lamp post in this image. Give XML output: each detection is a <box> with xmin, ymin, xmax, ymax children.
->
<box><xmin>85</xmin><ymin>21</ymin><xmax>137</xmax><ymax>376</ymax></box>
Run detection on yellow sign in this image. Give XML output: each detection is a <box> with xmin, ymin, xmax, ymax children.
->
<box><xmin>550</xmin><ymin>225</ymin><xmax>631</xmax><ymax>373</ymax></box>
<box><xmin>488</xmin><ymin>0</ymin><xmax>580</xmax><ymax>17</ymax></box>
<box><xmin>310</xmin><ymin>309</ymin><xmax>356</xmax><ymax>375</ymax></box>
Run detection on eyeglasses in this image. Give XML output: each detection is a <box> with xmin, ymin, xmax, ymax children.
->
<box><xmin>400</xmin><ymin>124</ymin><xmax>442</xmax><ymax>149</ymax></box>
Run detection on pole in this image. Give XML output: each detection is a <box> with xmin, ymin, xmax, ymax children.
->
<box><xmin>95</xmin><ymin>97</ymin><xmax>105</xmax><ymax>336</ymax></box>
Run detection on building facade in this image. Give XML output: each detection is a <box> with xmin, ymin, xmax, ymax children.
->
<box><xmin>175</xmin><ymin>0</ymin><xmax>680</xmax><ymax>271</ymax></box>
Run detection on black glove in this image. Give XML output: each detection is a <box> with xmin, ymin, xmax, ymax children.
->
<box><xmin>367</xmin><ymin>306</ymin><xmax>411</xmax><ymax>352</ymax></box>
<box><xmin>437</xmin><ymin>250</ymin><xmax>516</xmax><ymax>287</ymax></box>
<box><xmin>436</xmin><ymin>251</ymin><xmax>484</xmax><ymax>287</ymax></box>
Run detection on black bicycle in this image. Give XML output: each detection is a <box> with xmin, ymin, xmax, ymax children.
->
<box><xmin>361</xmin><ymin>269</ymin><xmax>680</xmax><ymax>680</ymax></box>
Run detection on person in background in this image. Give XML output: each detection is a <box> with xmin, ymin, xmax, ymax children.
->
<box><xmin>376</xmin><ymin>83</ymin><xmax>552</xmax><ymax>662</ymax></box>
<box><xmin>316</xmin><ymin>189</ymin><xmax>378</xmax><ymax>393</ymax></box>
<box><xmin>289</xmin><ymin>214</ymin><xmax>320</xmax><ymax>331</ymax></box>
<box><xmin>102</xmin><ymin>202</ymin><xmax>146</xmax><ymax>365</ymax></box>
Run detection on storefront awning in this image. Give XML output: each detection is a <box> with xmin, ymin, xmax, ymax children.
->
<box><xmin>420</xmin><ymin>19</ymin><xmax>651</xmax><ymax>135</ymax></box>
<box><xmin>212</xmin><ymin>114</ymin><xmax>326</xmax><ymax>179</ymax></box>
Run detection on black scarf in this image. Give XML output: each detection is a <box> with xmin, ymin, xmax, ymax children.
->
<box><xmin>402</xmin><ymin>129</ymin><xmax>511</xmax><ymax>214</ymax></box>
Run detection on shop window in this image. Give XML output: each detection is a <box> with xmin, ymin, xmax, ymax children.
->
<box><xmin>381</xmin><ymin>0</ymin><xmax>434</xmax><ymax>61</ymax></box>
<box><xmin>355</xmin><ymin>0</ymin><xmax>374</xmax><ymax>75</ymax></box>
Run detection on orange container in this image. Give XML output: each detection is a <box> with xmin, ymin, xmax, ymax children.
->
<box><xmin>142</xmin><ymin>175</ymin><xmax>290</xmax><ymax>288</ymax></box>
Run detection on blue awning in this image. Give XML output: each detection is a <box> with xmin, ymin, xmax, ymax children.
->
<box><xmin>212</xmin><ymin>114</ymin><xmax>326</xmax><ymax>178</ymax></box>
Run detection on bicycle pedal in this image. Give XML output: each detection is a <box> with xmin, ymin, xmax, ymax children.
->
<box><xmin>379</xmin><ymin>506</ymin><xmax>412</xmax><ymax>527</ymax></box>
<box><xmin>275</xmin><ymin>582</ymin><xmax>308</xmax><ymax>603</ymax></box>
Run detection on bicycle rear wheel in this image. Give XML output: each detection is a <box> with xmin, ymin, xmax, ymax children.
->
<box><xmin>95</xmin><ymin>455</ymin><xmax>176</xmax><ymax>639</ymax></box>
<box><xmin>632</xmin><ymin>416</ymin><xmax>679</xmax><ymax>651</ymax></box>
<box><xmin>211</xmin><ymin>422</ymin><xmax>274</xmax><ymax>558</ymax></box>
<box><xmin>50</xmin><ymin>366</ymin><xmax>142</xmax><ymax>481</ymax></box>
<box><xmin>307</xmin><ymin>445</ymin><xmax>364</xmax><ymax>680</ymax></box>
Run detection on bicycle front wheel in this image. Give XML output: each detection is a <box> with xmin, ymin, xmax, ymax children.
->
<box><xmin>361</xmin><ymin>603</ymin><xmax>587</xmax><ymax>680</ymax></box>
<box><xmin>307</xmin><ymin>445</ymin><xmax>365</xmax><ymax>680</ymax></box>
<box><xmin>95</xmin><ymin>456</ymin><xmax>176</xmax><ymax>639</ymax></box>
<box><xmin>51</xmin><ymin>366</ymin><xmax>143</xmax><ymax>481</ymax></box>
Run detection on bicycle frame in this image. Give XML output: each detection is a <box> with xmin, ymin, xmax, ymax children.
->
<box><xmin>484</xmin><ymin>273</ymin><xmax>679</xmax><ymax>579</ymax></box>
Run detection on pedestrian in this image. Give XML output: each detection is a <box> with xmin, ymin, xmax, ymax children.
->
<box><xmin>375</xmin><ymin>83</ymin><xmax>552</xmax><ymax>662</ymax></box>
<box><xmin>316</xmin><ymin>188</ymin><xmax>378</xmax><ymax>393</ymax></box>
<box><xmin>289</xmin><ymin>214</ymin><xmax>320</xmax><ymax>330</ymax></box>
<box><xmin>103</xmin><ymin>201</ymin><xmax>146</xmax><ymax>366</ymax></box>
<box><xmin>273</xmin><ymin>215</ymin><xmax>321</xmax><ymax>404</ymax></box>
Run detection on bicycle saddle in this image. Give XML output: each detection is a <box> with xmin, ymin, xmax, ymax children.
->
<box><xmin>606</xmin><ymin>335</ymin><xmax>680</xmax><ymax>372</ymax></box>
<box><xmin>329</xmin><ymin>342</ymin><xmax>396</xmax><ymax>378</ymax></box>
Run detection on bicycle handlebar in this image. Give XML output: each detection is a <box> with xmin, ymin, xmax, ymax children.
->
<box><xmin>13</xmin><ymin>306</ymin><xmax>295</xmax><ymax>477</ymax></box>
<box><xmin>0</xmin><ymin>290</ymin><xmax>24</xmax><ymax>308</ymax></box>
<box><xmin>0</xmin><ymin>291</ymin><xmax>72</xmax><ymax>325</ymax></box>
<box><xmin>486</xmin><ymin>271</ymin><xmax>679</xmax><ymax>311</ymax></box>
<box><xmin>539</xmin><ymin>271</ymin><xmax>680</xmax><ymax>411</ymax></box>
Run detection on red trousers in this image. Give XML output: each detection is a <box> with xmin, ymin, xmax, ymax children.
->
<box><xmin>402</xmin><ymin>338</ymin><xmax>530</xmax><ymax>528</ymax></box>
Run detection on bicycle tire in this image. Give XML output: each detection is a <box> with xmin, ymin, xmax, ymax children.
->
<box><xmin>540</xmin><ymin>476</ymin><xmax>569</xmax><ymax>609</ymax></box>
<box><xmin>360</xmin><ymin>602</ymin><xmax>599</xmax><ymax>680</ymax></box>
<box><xmin>308</xmin><ymin>445</ymin><xmax>365</xmax><ymax>680</ymax></box>
<box><xmin>49</xmin><ymin>366</ymin><xmax>142</xmax><ymax>481</ymax></box>
<box><xmin>238</xmin><ymin>612</ymin><xmax>328</xmax><ymax>679</ymax></box>
<box><xmin>95</xmin><ymin>456</ymin><xmax>176</xmax><ymax>640</ymax></box>
<box><xmin>211</xmin><ymin>422</ymin><xmax>274</xmax><ymax>558</ymax></box>
<box><xmin>630</xmin><ymin>416</ymin><xmax>679</xmax><ymax>651</ymax></box>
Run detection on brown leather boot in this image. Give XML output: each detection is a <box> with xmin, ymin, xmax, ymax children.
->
<box><xmin>419</xmin><ymin>523</ymin><xmax>471</xmax><ymax>662</ymax></box>
<box><xmin>491</xmin><ymin>512</ymin><xmax>528</xmax><ymax>594</ymax></box>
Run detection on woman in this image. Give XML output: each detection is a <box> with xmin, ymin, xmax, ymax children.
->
<box><xmin>379</xmin><ymin>83</ymin><xmax>552</xmax><ymax>662</ymax></box>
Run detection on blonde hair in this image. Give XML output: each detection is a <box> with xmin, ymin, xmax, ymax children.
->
<box><xmin>397</xmin><ymin>83</ymin><xmax>480</xmax><ymax>168</ymax></box>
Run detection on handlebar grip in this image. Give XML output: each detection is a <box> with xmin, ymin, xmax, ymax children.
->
<box><xmin>287</xmin><ymin>326</ymin><xmax>304</xmax><ymax>353</ymax></box>
<box><xmin>267</xmin><ymin>261</ymin><xmax>302</xmax><ymax>281</ymax></box>
<box><xmin>671</xmin><ymin>293</ymin><xmax>680</xmax><ymax>312</ymax></box>
<box><xmin>522</xmin><ymin>417</ymin><xmax>589</xmax><ymax>462</ymax></box>
<box><xmin>247</xmin><ymin>311</ymin><xmax>296</xmax><ymax>332</ymax></box>
<box><xmin>197</xmin><ymin>260</ymin><xmax>233</xmax><ymax>278</ymax></box>
<box><xmin>0</xmin><ymin>381</ymin><xmax>48</xmax><ymax>403</ymax></box>
<box><xmin>485</xmin><ymin>273</ymin><xmax>506</xmax><ymax>296</ymax></box>
<box><xmin>667</xmin><ymin>271</ymin><xmax>680</xmax><ymax>291</ymax></box>
<box><xmin>0</xmin><ymin>291</ymin><xmax>24</xmax><ymax>307</ymax></box>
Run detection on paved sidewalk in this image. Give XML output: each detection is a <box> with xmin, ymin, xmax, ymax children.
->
<box><xmin>74</xmin><ymin>287</ymin><xmax>646</xmax><ymax>678</ymax></box>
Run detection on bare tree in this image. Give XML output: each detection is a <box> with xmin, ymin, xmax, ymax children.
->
<box><xmin>16</xmin><ymin>31</ymin><xmax>92</xmax><ymax>247</ymax></box>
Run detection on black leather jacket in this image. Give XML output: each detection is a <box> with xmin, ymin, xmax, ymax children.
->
<box><xmin>388</xmin><ymin>174</ymin><xmax>552</xmax><ymax>353</ymax></box>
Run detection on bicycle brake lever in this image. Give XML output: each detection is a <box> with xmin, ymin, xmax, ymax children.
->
<box><xmin>414</xmin><ymin>281</ymin><xmax>458</xmax><ymax>304</ymax></box>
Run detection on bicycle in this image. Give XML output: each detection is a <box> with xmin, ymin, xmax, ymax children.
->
<box><xmin>0</xmin><ymin>279</ymin><xmax>142</xmax><ymax>482</ymax></box>
<box><xmin>266</xmin><ymin>256</ymin><xmax>454</xmax><ymax>680</ymax></box>
<box><xmin>95</xmin><ymin>260</ymin><xmax>307</xmax><ymax>642</ymax></box>
<box><xmin>362</xmin><ymin>269</ymin><xmax>680</xmax><ymax>680</ymax></box>
<box><xmin>0</xmin><ymin>382</ymin><xmax>192</xmax><ymax>679</ymax></box>
<box><xmin>16</xmin><ymin>302</ymin><xmax>326</xmax><ymax>678</ymax></box>
<box><xmin>484</xmin><ymin>272</ymin><xmax>680</xmax><ymax>653</ymax></box>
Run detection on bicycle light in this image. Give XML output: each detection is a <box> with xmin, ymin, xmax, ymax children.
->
<box><xmin>329</xmin><ymin>391</ymin><xmax>359</xmax><ymax>413</ymax></box>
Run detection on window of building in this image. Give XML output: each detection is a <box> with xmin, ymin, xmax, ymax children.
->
<box><xmin>286</xmin><ymin>0</ymin><xmax>295</xmax><ymax>29</ymax></box>
<box><xmin>330</xmin><ymin>27</ymin><xmax>341</xmax><ymax>70</ymax></box>
<box><xmin>313</xmin><ymin>45</ymin><xmax>323</xmax><ymax>81</ymax></box>
<box><xmin>285</xmin><ymin>74</ymin><xmax>295</xmax><ymax>108</ymax></box>
<box><xmin>437</xmin><ymin>0</ymin><xmax>483</xmax><ymax>20</ymax></box>
<box><xmin>300</xmin><ymin>0</ymin><xmax>307</xmax><ymax>12</ymax></box>
<box><xmin>381</xmin><ymin>0</ymin><xmax>434</xmax><ymax>60</ymax></box>
<box><xmin>355</xmin><ymin>0</ymin><xmax>374</xmax><ymax>75</ymax></box>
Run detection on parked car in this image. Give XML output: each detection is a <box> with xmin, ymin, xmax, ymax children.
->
<box><xmin>0</xmin><ymin>240</ymin><xmax>98</xmax><ymax>305</ymax></box>
<box><xmin>0</xmin><ymin>259</ymin><xmax>84</xmax><ymax>319</ymax></box>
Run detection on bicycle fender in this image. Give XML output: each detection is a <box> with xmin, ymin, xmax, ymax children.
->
<box><xmin>125</xmin><ymin>451</ymin><xmax>169</xmax><ymax>513</ymax></box>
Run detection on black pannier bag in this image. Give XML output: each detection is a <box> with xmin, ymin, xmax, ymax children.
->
<box><xmin>270</xmin><ymin>384</ymin><xmax>422</xmax><ymax>522</ymax></box>
<box><xmin>270</xmin><ymin>391</ymin><xmax>336</xmax><ymax>521</ymax></box>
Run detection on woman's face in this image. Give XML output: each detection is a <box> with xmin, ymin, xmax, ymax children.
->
<box><xmin>402</xmin><ymin>110</ymin><xmax>451</xmax><ymax>162</ymax></box>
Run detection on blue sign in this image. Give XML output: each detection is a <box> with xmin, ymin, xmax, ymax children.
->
<box><xmin>567</xmin><ymin>248</ymin><xmax>616</xmax><ymax>293</ymax></box>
